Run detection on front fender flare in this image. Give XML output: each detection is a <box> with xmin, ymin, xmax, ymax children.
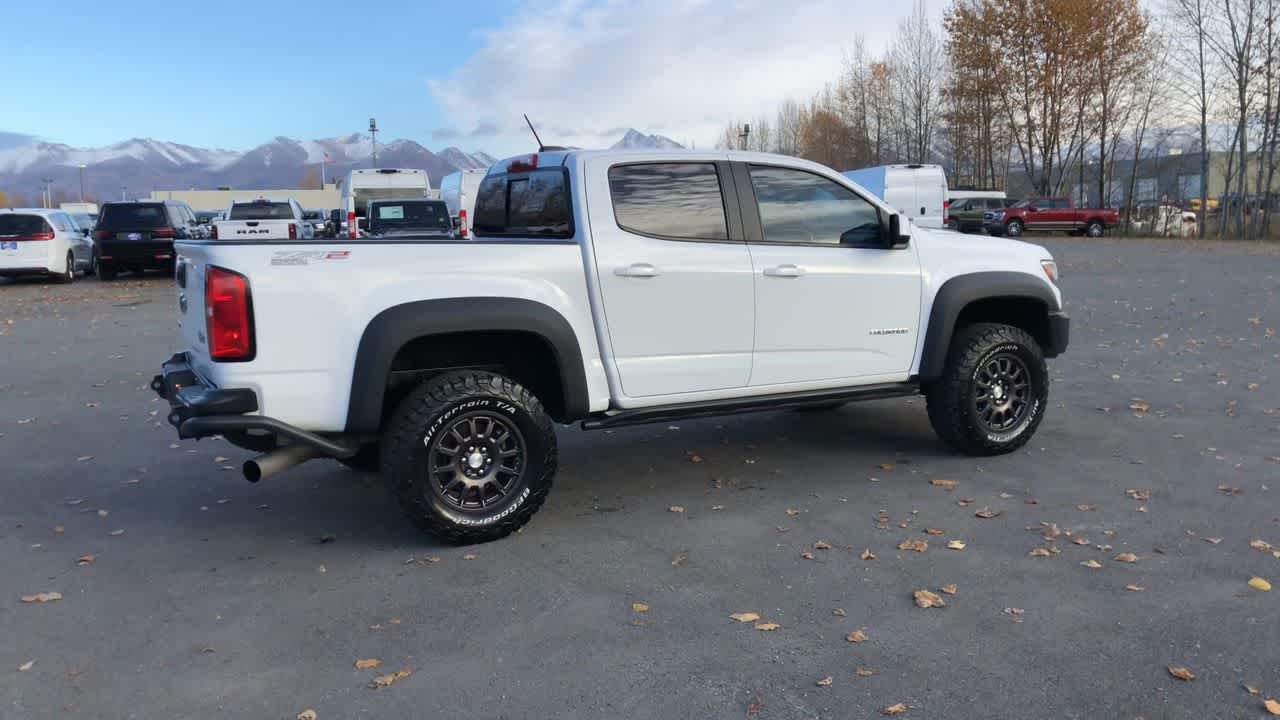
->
<box><xmin>344</xmin><ymin>297</ymin><xmax>589</xmax><ymax>433</ymax></box>
<box><xmin>918</xmin><ymin>271</ymin><xmax>1060</xmax><ymax>381</ymax></box>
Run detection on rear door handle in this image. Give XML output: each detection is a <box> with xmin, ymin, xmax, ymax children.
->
<box><xmin>615</xmin><ymin>263</ymin><xmax>660</xmax><ymax>278</ymax></box>
<box><xmin>763</xmin><ymin>264</ymin><xmax>805</xmax><ymax>278</ymax></box>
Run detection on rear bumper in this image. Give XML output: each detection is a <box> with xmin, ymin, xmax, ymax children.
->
<box><xmin>152</xmin><ymin>352</ymin><xmax>356</xmax><ymax>458</ymax></box>
<box><xmin>97</xmin><ymin>240</ymin><xmax>175</xmax><ymax>267</ymax></box>
<box><xmin>1044</xmin><ymin>312</ymin><xmax>1070</xmax><ymax>358</ymax></box>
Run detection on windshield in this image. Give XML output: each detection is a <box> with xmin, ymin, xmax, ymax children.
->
<box><xmin>1010</xmin><ymin>199</ymin><xmax>1034</xmax><ymax>208</ymax></box>
<box><xmin>230</xmin><ymin>202</ymin><xmax>294</xmax><ymax>220</ymax></box>
<box><xmin>367</xmin><ymin>201</ymin><xmax>452</xmax><ymax>233</ymax></box>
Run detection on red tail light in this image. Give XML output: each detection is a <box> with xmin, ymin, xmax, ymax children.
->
<box><xmin>347</xmin><ymin>211</ymin><xmax>356</xmax><ymax>239</ymax></box>
<box><xmin>507</xmin><ymin>155</ymin><xmax>539</xmax><ymax>173</ymax></box>
<box><xmin>152</xmin><ymin>227</ymin><xmax>176</xmax><ymax>238</ymax></box>
<box><xmin>458</xmin><ymin>209</ymin><xmax>468</xmax><ymax>238</ymax></box>
<box><xmin>943</xmin><ymin>199</ymin><xmax>951</xmax><ymax>222</ymax></box>
<box><xmin>205</xmin><ymin>266</ymin><xmax>254</xmax><ymax>361</ymax></box>
<box><xmin>94</xmin><ymin>229</ymin><xmax>111</xmax><ymax>241</ymax></box>
<box><xmin>288</xmin><ymin>222</ymin><xmax>297</xmax><ymax>240</ymax></box>
<box><xmin>11</xmin><ymin>232</ymin><xmax>55</xmax><ymax>241</ymax></box>
<box><xmin>210</xmin><ymin>224</ymin><xmax>219</xmax><ymax>240</ymax></box>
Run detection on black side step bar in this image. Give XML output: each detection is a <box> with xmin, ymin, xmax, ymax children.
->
<box><xmin>580</xmin><ymin>382</ymin><xmax>919</xmax><ymax>431</ymax></box>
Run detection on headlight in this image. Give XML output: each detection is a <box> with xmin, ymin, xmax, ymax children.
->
<box><xmin>1041</xmin><ymin>259</ymin><xmax>1059</xmax><ymax>284</ymax></box>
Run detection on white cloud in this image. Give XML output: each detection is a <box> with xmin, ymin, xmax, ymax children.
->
<box><xmin>429</xmin><ymin>0</ymin><xmax>910</xmax><ymax>155</ymax></box>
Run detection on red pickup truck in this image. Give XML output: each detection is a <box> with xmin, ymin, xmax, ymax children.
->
<box><xmin>983</xmin><ymin>197</ymin><xmax>1119</xmax><ymax>238</ymax></box>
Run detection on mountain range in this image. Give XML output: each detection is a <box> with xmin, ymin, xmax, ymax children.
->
<box><xmin>0</xmin><ymin>129</ymin><xmax>683</xmax><ymax>205</ymax></box>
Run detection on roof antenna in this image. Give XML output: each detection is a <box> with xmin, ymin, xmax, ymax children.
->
<box><xmin>524</xmin><ymin>114</ymin><xmax>547</xmax><ymax>151</ymax></box>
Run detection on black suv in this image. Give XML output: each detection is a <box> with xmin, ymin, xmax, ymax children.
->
<box><xmin>93</xmin><ymin>200</ymin><xmax>202</xmax><ymax>280</ymax></box>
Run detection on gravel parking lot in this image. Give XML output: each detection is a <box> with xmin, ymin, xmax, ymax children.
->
<box><xmin>1</xmin><ymin>237</ymin><xmax>1278</xmax><ymax>719</ymax></box>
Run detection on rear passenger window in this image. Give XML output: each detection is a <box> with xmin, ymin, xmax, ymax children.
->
<box><xmin>608</xmin><ymin>163</ymin><xmax>727</xmax><ymax>241</ymax></box>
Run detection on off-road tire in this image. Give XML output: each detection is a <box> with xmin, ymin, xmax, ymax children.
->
<box><xmin>925</xmin><ymin>323</ymin><xmax>1048</xmax><ymax>456</ymax></box>
<box><xmin>338</xmin><ymin>443</ymin><xmax>381</xmax><ymax>473</ymax></box>
<box><xmin>381</xmin><ymin>370</ymin><xmax>556</xmax><ymax>544</ymax></box>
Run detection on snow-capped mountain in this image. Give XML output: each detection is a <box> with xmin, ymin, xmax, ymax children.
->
<box><xmin>0</xmin><ymin>133</ymin><xmax>500</xmax><ymax>204</ymax></box>
<box><xmin>610</xmin><ymin>129</ymin><xmax>683</xmax><ymax>150</ymax></box>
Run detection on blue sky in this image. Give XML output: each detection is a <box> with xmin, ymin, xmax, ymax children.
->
<box><xmin>0</xmin><ymin>0</ymin><xmax>911</xmax><ymax>155</ymax></box>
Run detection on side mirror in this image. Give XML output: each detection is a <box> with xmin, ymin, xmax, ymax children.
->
<box><xmin>887</xmin><ymin>214</ymin><xmax>909</xmax><ymax>249</ymax></box>
<box><xmin>357</xmin><ymin>217</ymin><xmax>369</xmax><ymax>230</ymax></box>
<box><xmin>452</xmin><ymin>216</ymin><xmax>462</xmax><ymax>229</ymax></box>
<box><xmin>82</xmin><ymin>228</ymin><xmax>91</xmax><ymax>237</ymax></box>
<box><xmin>1027</xmin><ymin>206</ymin><xmax>1038</xmax><ymax>213</ymax></box>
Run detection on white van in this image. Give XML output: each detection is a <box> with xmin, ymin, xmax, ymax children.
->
<box><xmin>338</xmin><ymin>168</ymin><xmax>431</xmax><ymax>238</ymax></box>
<box><xmin>842</xmin><ymin>164</ymin><xmax>948</xmax><ymax>229</ymax></box>
<box><xmin>438</xmin><ymin>169</ymin><xmax>486</xmax><ymax>238</ymax></box>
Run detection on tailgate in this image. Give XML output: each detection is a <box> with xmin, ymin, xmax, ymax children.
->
<box><xmin>216</xmin><ymin>220</ymin><xmax>292</xmax><ymax>240</ymax></box>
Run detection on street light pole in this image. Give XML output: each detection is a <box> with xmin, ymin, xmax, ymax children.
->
<box><xmin>121</xmin><ymin>185</ymin><xmax>127</xmax><ymax>201</ymax></box>
<box><xmin>78</xmin><ymin>164</ymin><xmax>86</xmax><ymax>202</ymax></box>
<box><xmin>369</xmin><ymin>117</ymin><xmax>379</xmax><ymax>168</ymax></box>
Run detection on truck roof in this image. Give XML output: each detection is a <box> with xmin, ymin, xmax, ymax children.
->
<box><xmin>486</xmin><ymin>149</ymin><xmax>848</xmax><ymax>178</ymax></box>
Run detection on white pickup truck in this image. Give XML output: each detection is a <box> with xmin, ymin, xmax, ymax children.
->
<box><xmin>212</xmin><ymin>198</ymin><xmax>314</xmax><ymax>241</ymax></box>
<box><xmin>154</xmin><ymin>149</ymin><xmax>1069</xmax><ymax>544</ymax></box>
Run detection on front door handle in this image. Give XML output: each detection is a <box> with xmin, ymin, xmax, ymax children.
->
<box><xmin>763</xmin><ymin>264</ymin><xmax>805</xmax><ymax>278</ymax></box>
<box><xmin>615</xmin><ymin>263</ymin><xmax>660</xmax><ymax>278</ymax></box>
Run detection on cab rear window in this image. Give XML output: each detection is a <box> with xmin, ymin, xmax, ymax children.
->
<box><xmin>473</xmin><ymin>169</ymin><xmax>571</xmax><ymax>238</ymax></box>
<box><xmin>230</xmin><ymin>202</ymin><xmax>294</xmax><ymax>220</ymax></box>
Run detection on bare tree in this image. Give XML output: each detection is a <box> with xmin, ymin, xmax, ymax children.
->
<box><xmin>1207</xmin><ymin>0</ymin><xmax>1260</xmax><ymax>238</ymax></box>
<box><xmin>1126</xmin><ymin>34</ymin><xmax>1170</xmax><ymax>233</ymax></box>
<box><xmin>888</xmin><ymin>0</ymin><xmax>945</xmax><ymax>162</ymax></box>
<box><xmin>1166</xmin><ymin>0</ymin><xmax>1220</xmax><ymax>237</ymax></box>
<box><xmin>775</xmin><ymin>99</ymin><xmax>804</xmax><ymax>157</ymax></box>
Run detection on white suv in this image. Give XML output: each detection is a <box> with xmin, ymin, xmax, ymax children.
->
<box><xmin>0</xmin><ymin>208</ymin><xmax>94</xmax><ymax>282</ymax></box>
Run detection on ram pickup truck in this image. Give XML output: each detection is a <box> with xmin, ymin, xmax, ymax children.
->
<box><xmin>983</xmin><ymin>197</ymin><xmax>1119</xmax><ymax>238</ymax></box>
<box><xmin>153</xmin><ymin>150</ymin><xmax>1069</xmax><ymax>544</ymax></box>
<box><xmin>212</xmin><ymin>198</ymin><xmax>314</xmax><ymax>241</ymax></box>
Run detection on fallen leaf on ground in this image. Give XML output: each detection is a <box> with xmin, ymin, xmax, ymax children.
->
<box><xmin>1248</xmin><ymin>577</ymin><xmax>1272</xmax><ymax>591</ymax></box>
<box><xmin>754</xmin><ymin>622</ymin><xmax>780</xmax><ymax>631</ymax></box>
<box><xmin>76</xmin><ymin>456</ymin><xmax>93</xmax><ymax>462</ymax></box>
<box><xmin>816</xmin><ymin>676</ymin><xmax>833</xmax><ymax>687</ymax></box>
<box><xmin>297</xmin><ymin>711</ymin><xmax>317</xmax><ymax>720</ymax></box>
<box><xmin>20</xmin><ymin>592</ymin><xmax>62</xmax><ymax>603</ymax></box>
<box><xmin>214</xmin><ymin>456</ymin><xmax>229</xmax><ymax>463</ymax></box>
<box><xmin>1167</xmin><ymin>666</ymin><xmax>1196</xmax><ymax>681</ymax></box>
<box><xmin>846</xmin><ymin>629</ymin><xmax>868</xmax><ymax>643</ymax></box>
<box><xmin>940</xmin><ymin>584</ymin><xmax>958</xmax><ymax>595</ymax></box>
<box><xmin>974</xmin><ymin>508</ymin><xmax>1001</xmax><ymax>519</ymax></box>
<box><xmin>1264</xmin><ymin>699</ymin><xmax>1280</xmax><ymax>715</ymax></box>
<box><xmin>53</xmin><ymin>525</ymin><xmax>64</xmax><ymax>533</ymax></box>
<box><xmin>855</xmin><ymin>667</ymin><xmax>874</xmax><ymax>677</ymax></box>
<box><xmin>878</xmin><ymin>463</ymin><xmax>895</xmax><ymax>470</ymax></box>
<box><xmin>1076</xmin><ymin>504</ymin><xmax>1097</xmax><ymax>511</ymax></box>
<box><xmin>76</xmin><ymin>555</ymin><xmax>95</xmax><ymax>566</ymax></box>
<box><xmin>1042</xmin><ymin>523</ymin><xmax>1061</xmax><ymax>539</ymax></box>
<box><xmin>632</xmin><ymin>602</ymin><xmax>649</xmax><ymax>613</ymax></box>
<box><xmin>355</xmin><ymin>658</ymin><xmax>381</xmax><ymax>669</ymax></box>
<box><xmin>18</xmin><ymin>660</ymin><xmax>34</xmax><ymax>672</ymax></box>
<box><xmin>931</xmin><ymin>479</ymin><xmax>959</xmax><ymax>490</ymax></box>
<box><xmin>370</xmin><ymin>667</ymin><xmax>412</xmax><ymax>689</ymax></box>
<box><xmin>1126</xmin><ymin>489</ymin><xmax>1151</xmax><ymax>501</ymax></box>
<box><xmin>898</xmin><ymin>539</ymin><xmax>928</xmax><ymax>552</ymax></box>
<box><xmin>800</xmin><ymin>551</ymin><xmax>815</xmax><ymax>560</ymax></box>
<box><xmin>1029</xmin><ymin>548</ymin><xmax>1053</xmax><ymax>557</ymax></box>
<box><xmin>729</xmin><ymin>612</ymin><xmax>760</xmax><ymax>623</ymax></box>
<box><xmin>882</xmin><ymin>703</ymin><xmax>909</xmax><ymax>715</ymax></box>
<box><xmin>687</xmin><ymin>454</ymin><xmax>703</xmax><ymax>463</ymax></box>
<box><xmin>199</xmin><ymin>646</ymin><xmax>215</xmax><ymax>653</ymax></box>
<box><xmin>671</xmin><ymin>553</ymin><xmax>686</xmax><ymax>566</ymax></box>
<box><xmin>913</xmin><ymin>589</ymin><xmax>945</xmax><ymax>608</ymax></box>
<box><xmin>832</xmin><ymin>608</ymin><xmax>846</xmax><ymax>617</ymax></box>
<box><xmin>462</xmin><ymin>554</ymin><xmax>476</xmax><ymax>561</ymax></box>
<box><xmin>1073</xmin><ymin>537</ymin><xmax>1090</xmax><ymax>546</ymax></box>
<box><xmin>860</xmin><ymin>549</ymin><xmax>876</xmax><ymax>560</ymax></box>
<box><xmin>668</xmin><ymin>506</ymin><xmax>684</xmax><ymax>513</ymax></box>
<box><xmin>813</xmin><ymin>541</ymin><xmax>832</xmax><ymax>550</ymax></box>
<box><xmin>1125</xmin><ymin>584</ymin><xmax>1144</xmax><ymax>592</ymax></box>
<box><xmin>924</xmin><ymin>528</ymin><xmax>944</xmax><ymax>536</ymax></box>
<box><xmin>946</xmin><ymin>540</ymin><xmax>966</xmax><ymax>550</ymax></box>
<box><xmin>1251</xmin><ymin>539</ymin><xmax>1274</xmax><ymax>551</ymax></box>
<box><xmin>1080</xmin><ymin>559</ymin><xmax>1103</xmax><ymax>569</ymax></box>
<box><xmin>785</xmin><ymin>508</ymin><xmax>800</xmax><ymax>516</ymax></box>
<box><xmin>1114</xmin><ymin>553</ymin><xmax>1140</xmax><ymax>563</ymax></box>
<box><xmin>1244</xmin><ymin>684</ymin><xmax>1260</xmax><ymax>695</ymax></box>
<box><xmin>108</xmin><ymin>529</ymin><xmax>124</xmax><ymax>536</ymax></box>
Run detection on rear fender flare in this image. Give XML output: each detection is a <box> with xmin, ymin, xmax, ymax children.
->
<box><xmin>345</xmin><ymin>298</ymin><xmax>588</xmax><ymax>432</ymax></box>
